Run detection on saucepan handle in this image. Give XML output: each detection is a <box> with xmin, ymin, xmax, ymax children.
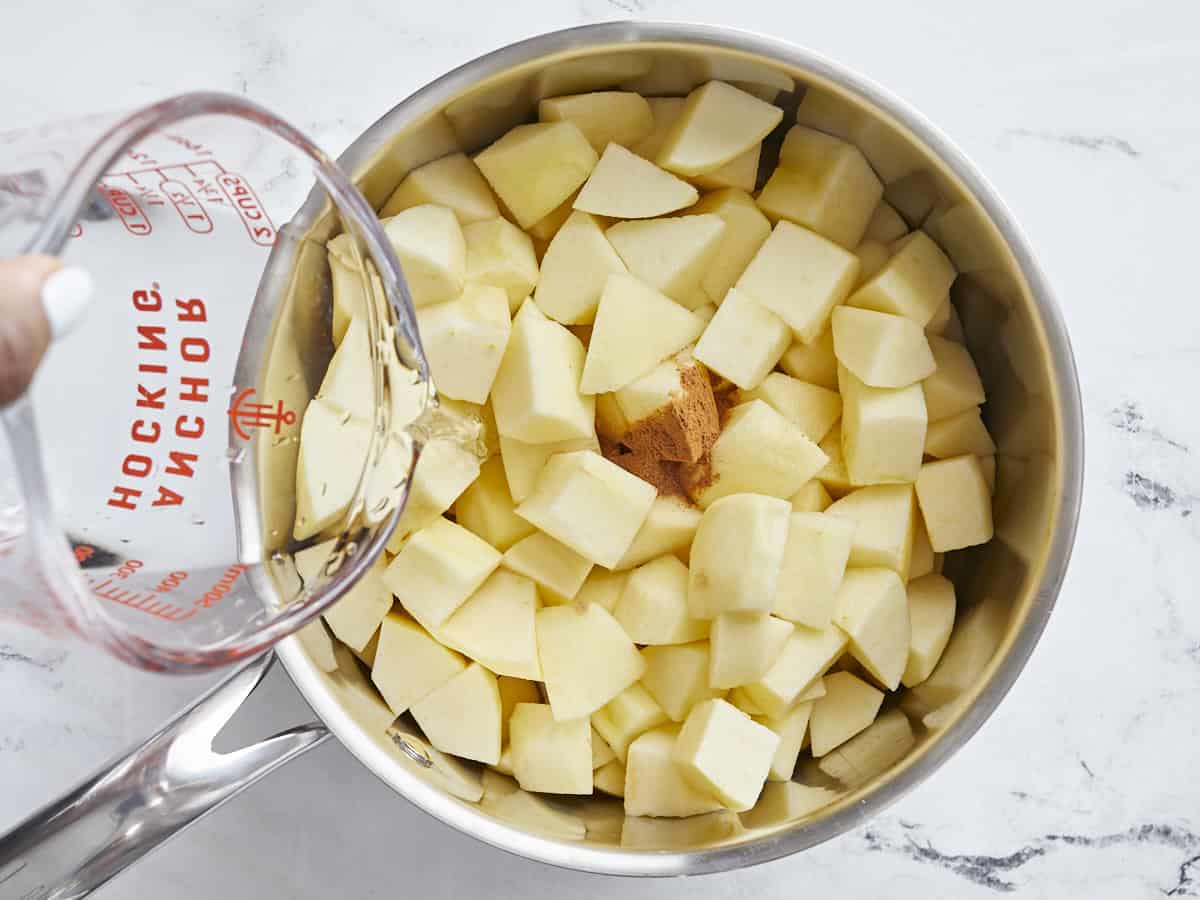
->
<box><xmin>0</xmin><ymin>652</ymin><xmax>329</xmax><ymax>900</ymax></box>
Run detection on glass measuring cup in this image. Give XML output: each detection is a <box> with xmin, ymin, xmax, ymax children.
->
<box><xmin>0</xmin><ymin>92</ymin><xmax>431</xmax><ymax>672</ymax></box>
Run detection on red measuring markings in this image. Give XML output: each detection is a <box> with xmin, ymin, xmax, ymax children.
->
<box><xmin>98</xmin><ymin>184</ymin><xmax>152</xmax><ymax>236</ymax></box>
<box><xmin>160</xmin><ymin>179</ymin><xmax>213</xmax><ymax>234</ymax></box>
<box><xmin>227</xmin><ymin>388</ymin><xmax>296</xmax><ymax>440</ymax></box>
<box><xmin>216</xmin><ymin>172</ymin><xmax>276</xmax><ymax>246</ymax></box>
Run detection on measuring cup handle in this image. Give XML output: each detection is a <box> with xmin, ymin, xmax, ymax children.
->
<box><xmin>0</xmin><ymin>652</ymin><xmax>329</xmax><ymax>899</ymax></box>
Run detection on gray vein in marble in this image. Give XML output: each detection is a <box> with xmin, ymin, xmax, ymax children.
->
<box><xmin>1003</xmin><ymin>128</ymin><xmax>1141</xmax><ymax>158</ymax></box>
<box><xmin>1110</xmin><ymin>401</ymin><xmax>1189</xmax><ymax>452</ymax></box>
<box><xmin>1123</xmin><ymin>471</ymin><xmax>1195</xmax><ymax>516</ymax></box>
<box><xmin>0</xmin><ymin>645</ymin><xmax>67</xmax><ymax>672</ymax></box>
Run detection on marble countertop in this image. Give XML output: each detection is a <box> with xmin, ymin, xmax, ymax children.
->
<box><xmin>3</xmin><ymin>0</ymin><xmax>1198</xmax><ymax>897</ymax></box>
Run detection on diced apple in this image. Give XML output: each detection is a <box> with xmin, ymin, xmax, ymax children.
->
<box><xmin>847</xmin><ymin>231</ymin><xmax>955</xmax><ymax>326</ymax></box>
<box><xmin>369</xmin><ymin>611</ymin><xmax>466</xmax><ymax>715</ymax></box>
<box><xmin>615</xmin><ymin>555</ymin><xmax>709</xmax><ymax>645</ymax></box>
<box><xmin>774</xmin><ymin>512</ymin><xmax>856</xmax><ymax>629</ymax></box>
<box><xmin>316</xmin><ymin>315</ymin><xmax>377</xmax><ymax>420</ymax></box>
<box><xmin>855</xmin><ymin>240</ymin><xmax>891</xmax><ymax>286</ymax></box>
<box><xmin>923</xmin><ymin>335</ymin><xmax>988</xmax><ymax>420</ymax></box>
<box><xmin>536</xmin><ymin>603</ymin><xmax>645</xmax><ymax>720</ymax></box>
<box><xmin>594</xmin><ymin>391</ymin><xmax>629</xmax><ymax>442</ymax></box>
<box><xmin>580</xmin><ymin>274</ymin><xmax>706</xmax><ymax>394</ymax></box>
<box><xmin>908</xmin><ymin>512</ymin><xmax>935</xmax><ymax>581</ymax></box>
<box><xmin>673</xmin><ymin>698</ymin><xmax>779</xmax><ymax>811</ymax></box>
<box><xmin>924</xmin><ymin>407</ymin><xmax>996</xmax><ymax>458</ymax></box>
<box><xmin>474</xmin><ymin>121</ymin><xmax>599</xmax><ymax>229</ymax></box>
<box><xmin>737</xmin><ymin>222</ymin><xmax>859</xmax><ymax>344</ymax></box>
<box><xmin>641</xmin><ymin>642</ymin><xmax>719</xmax><ymax>722</ymax></box>
<box><xmin>491</xmin><ymin>299</ymin><xmax>595</xmax><ymax>443</ymax></box>
<box><xmin>915</xmin><ymin>455</ymin><xmax>994</xmax><ymax>552</ymax></box>
<box><xmin>534</xmin><ymin>211</ymin><xmax>627</xmax><ymax>325</ymax></box>
<box><xmin>455</xmin><ymin>456</ymin><xmax>535</xmax><ymax>552</ymax></box>
<box><xmin>296</xmin><ymin>619</ymin><xmax>337</xmax><ymax>672</ymax></box>
<box><xmin>502</xmin><ymin>530</ymin><xmax>593</xmax><ymax>603</ymax></box>
<box><xmin>438</xmin><ymin>569</ymin><xmax>541</xmax><ymax>680</ymax></box>
<box><xmin>817</xmin><ymin>707</ymin><xmax>915</xmax><ymax>785</ymax></box>
<box><xmin>381</xmin><ymin>204</ymin><xmax>466</xmax><ymax>308</ymax></box>
<box><xmin>351</xmin><ymin>630</ymin><xmax>380</xmax><ymax>667</ymax></box>
<box><xmin>416</xmin><ymin>283</ymin><xmax>511</xmax><ymax>404</ymax></box>
<box><xmin>839</xmin><ymin>365</ymin><xmax>928</xmax><ymax>485</ymax></box>
<box><xmin>592</xmin><ymin>727</ymin><xmax>616</xmax><ymax>769</ymax></box>
<box><xmin>527</xmin><ymin>190</ymin><xmax>581</xmax><ymax>242</ymax></box>
<box><xmin>327</xmin><ymin>233</ymin><xmax>385</xmax><ymax>345</ymax></box>
<box><xmin>808</xmin><ymin>671</ymin><xmax>883</xmax><ymax>757</ymax></box>
<box><xmin>825</xmin><ymin>484</ymin><xmax>916</xmax><ymax>575</ymax></box>
<box><xmin>605</xmin><ymin>215</ymin><xmax>726</xmax><ymax>307</ymax></box>
<box><xmin>624</xmin><ymin>725</ymin><xmax>723</xmax><ymax>818</ymax></box>
<box><xmin>790</xmin><ymin>479</ymin><xmax>833</xmax><ymax>513</ymax></box>
<box><xmin>498</xmin><ymin>676</ymin><xmax>541</xmax><ymax>746</ymax></box>
<box><xmin>688</xmin><ymin>493</ymin><xmax>791</xmax><ymax>618</ymax></box>
<box><xmin>884</xmin><ymin>172</ymin><xmax>940</xmax><ymax>226</ymax></box>
<box><xmin>815</xmin><ymin>424</ymin><xmax>854</xmax><ymax>498</ymax></box>
<box><xmin>383</xmin><ymin>517</ymin><xmax>502</xmax><ymax>630</ymax></box>
<box><xmin>538</xmin><ymin>91</ymin><xmax>654</xmax><ymax>153</ymax></box>
<box><xmin>481</xmin><ymin>768</ymin><xmax>520</xmax><ymax>803</ymax></box>
<box><xmin>692</xmin><ymin>288</ymin><xmax>791</xmax><ymax>390</ymax></box>
<box><xmin>592</xmin><ymin>683</ymin><xmax>670</xmax><ymax>763</ymax></box>
<box><xmin>485</xmin><ymin>788</ymin><xmax>587</xmax><ymax>840</ymax></box>
<box><xmin>574</xmin><ymin>568</ymin><xmax>627</xmax><ymax>613</ymax></box>
<box><xmin>497</xmin><ymin>432</ymin><xmax>599</xmax><ymax>505</ymax></box>
<box><xmin>463</xmin><ymin>217</ymin><xmax>539</xmax><ymax>313</ymax></box>
<box><xmin>779</xmin><ymin>328</ymin><xmax>838</xmax><ymax>390</ymax></box>
<box><xmin>509</xmin><ymin>703</ymin><xmax>593</xmax><ymax>794</ymax></box>
<box><xmin>740</xmin><ymin>372</ymin><xmax>841</xmax><ymax>443</ymax></box>
<box><xmin>382</xmin><ymin>153</ymin><xmax>499</xmax><ymax>224</ymax></box>
<box><xmin>296</xmin><ymin>540</ymin><xmax>391</xmax><ymax>653</ymax></box>
<box><xmin>728</xmin><ymin>687</ymin><xmax>764</xmax><ymax>717</ymax></box>
<box><xmin>831</xmin><ymin>306</ymin><xmax>936</xmax><ymax>388</ymax></box>
<box><xmin>690</xmin><ymin>189</ymin><xmax>772</xmax><ymax>304</ymax></box>
<box><xmin>410</xmin><ymin>662</ymin><xmax>502</xmax><ymax>764</ymax></box>
<box><xmin>694</xmin><ymin>144</ymin><xmax>761</xmax><ymax>192</ymax></box>
<box><xmin>682</xmin><ymin>401</ymin><xmax>828</xmax><ymax>507</ymax></box>
<box><xmin>657</xmin><ymin>81</ymin><xmax>783</xmax><ymax>176</ymax></box>
<box><xmin>903</xmin><ymin>573</ymin><xmax>957</xmax><ymax>687</ymax></box>
<box><xmin>614</xmin><ymin>496</ymin><xmax>702</xmax><ymax>571</ymax></box>
<box><xmin>863</xmin><ymin>200</ymin><xmax>909</xmax><ymax>244</ymax></box>
<box><xmin>979</xmin><ymin>455</ymin><xmax>996</xmax><ymax>494</ymax></box>
<box><xmin>574</xmin><ymin>143</ymin><xmax>698</xmax><ymax>218</ymax></box>
<box><xmin>631</xmin><ymin>96</ymin><xmax>685</xmax><ymax>160</ymax></box>
<box><xmin>594</xmin><ymin>760</ymin><xmax>626</xmax><ymax>797</ymax></box>
<box><xmin>758</xmin><ymin>700</ymin><xmax>814</xmax><ymax>781</ymax></box>
<box><xmin>387</xmin><ymin>433</ymin><xmax>482</xmax><ymax>551</ymax></box>
<box><xmin>709</xmin><ymin>614</ymin><xmax>794</xmax><ymax>689</ymax></box>
<box><xmin>743</xmin><ymin>625</ymin><xmax>847</xmax><ymax>719</ymax></box>
<box><xmin>740</xmin><ymin>781</ymin><xmax>837</xmax><ymax>828</ymax></box>
<box><xmin>833</xmin><ymin>567</ymin><xmax>910</xmax><ymax>690</ymax></box>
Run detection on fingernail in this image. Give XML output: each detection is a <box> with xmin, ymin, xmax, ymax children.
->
<box><xmin>41</xmin><ymin>266</ymin><xmax>93</xmax><ymax>339</ymax></box>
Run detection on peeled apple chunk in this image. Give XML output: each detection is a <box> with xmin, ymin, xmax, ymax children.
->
<box><xmin>463</xmin><ymin>217</ymin><xmax>539</xmax><ymax>313</ymax></box>
<box><xmin>833</xmin><ymin>567</ymin><xmax>911</xmax><ymax>690</ymax></box>
<box><xmin>831</xmin><ymin>306</ymin><xmax>936</xmax><ymax>389</ymax></box>
<box><xmin>605</xmin><ymin>215</ymin><xmax>727</xmax><ymax>307</ymax></box>
<box><xmin>673</xmin><ymin>698</ymin><xmax>780</xmax><ymax>811</ymax></box>
<box><xmin>924</xmin><ymin>407</ymin><xmax>996</xmax><ymax>459</ymax></box>
<box><xmin>758</xmin><ymin>700</ymin><xmax>814</xmax><ymax>782</ymax></box>
<box><xmin>383</xmin><ymin>517</ymin><xmax>501</xmax><ymax>630</ymax></box>
<box><xmin>594</xmin><ymin>760</ymin><xmax>626</xmax><ymax>797</ymax></box>
<box><xmin>296</xmin><ymin>540</ymin><xmax>391</xmax><ymax>653</ymax></box>
<box><xmin>592</xmin><ymin>683</ymin><xmax>669</xmax><ymax>763</ymax></box>
<box><xmin>381</xmin><ymin>204</ymin><xmax>466</xmax><ymax>308</ymax></box>
<box><xmin>574</xmin><ymin>143</ymin><xmax>698</xmax><ymax>219</ymax></box>
<box><xmin>693</xmin><ymin>288</ymin><xmax>791</xmax><ymax>391</ymax></box>
<box><xmin>817</xmin><ymin>706</ymin><xmax>915</xmax><ymax>785</ymax></box>
<box><xmin>779</xmin><ymin>327</ymin><xmax>838</xmax><ymax>390</ymax></box>
<box><xmin>410</xmin><ymin>662</ymin><xmax>502</xmax><ymax>764</ymax></box>
<box><xmin>903</xmin><ymin>574</ymin><xmax>957</xmax><ymax>687</ymax></box>
<box><xmin>641</xmin><ymin>642</ymin><xmax>719</xmax><ymax>722</ymax></box>
<box><xmin>536</xmin><ymin>603</ymin><xmax>645</xmax><ymax>720</ymax></box>
<box><xmin>688</xmin><ymin>493</ymin><xmax>791</xmax><ymax>618</ymax></box>
<box><xmin>386</xmin><ymin>434</ymin><xmax>482</xmax><ymax>552</ymax></box>
<box><xmin>438</xmin><ymin>569</ymin><xmax>541</xmax><ymax>680</ymax></box>
<box><xmin>922</xmin><ymin>335</ymin><xmax>987</xmax><ymax>422</ymax></box>
<box><xmin>490</xmin><ymin>299</ymin><xmax>595</xmax><ymax>444</ymax></box>
<box><xmin>690</xmin><ymin>189</ymin><xmax>772</xmax><ymax>304</ymax></box>
<box><xmin>863</xmin><ymin>201</ymin><xmax>909</xmax><ymax>245</ymax></box>
<box><xmin>825</xmin><ymin>484</ymin><xmax>916</xmax><ymax>575</ymax></box>
<box><xmin>740</xmin><ymin>372</ymin><xmax>842</xmax><ymax>444</ymax></box>
<box><xmin>773</xmin><ymin>512</ymin><xmax>856</xmax><ymax>629</ymax></box>
<box><xmin>455</xmin><ymin>456</ymin><xmax>535</xmax><ymax>552</ymax></box>
<box><xmin>509</xmin><ymin>703</ymin><xmax>593</xmax><ymax>794</ymax></box>
<box><xmin>534</xmin><ymin>211</ymin><xmax>627</xmax><ymax>325</ymax></box>
<box><xmin>624</xmin><ymin>726</ymin><xmax>723</xmax><ymax>818</ymax></box>
<box><xmin>498</xmin><ymin>676</ymin><xmax>541</xmax><ymax>746</ymax></box>
<box><xmin>808</xmin><ymin>671</ymin><xmax>884</xmax><ymax>757</ymax></box>
<box><xmin>791</xmin><ymin>479</ymin><xmax>833</xmax><ymax>513</ymax></box>
<box><xmin>516</xmin><ymin>450</ymin><xmax>657</xmax><ymax>569</ymax></box>
<box><xmin>370</xmin><ymin>611</ymin><xmax>465</xmax><ymax>716</ymax></box>
<box><xmin>316</xmin><ymin>315</ymin><xmax>376</xmax><ymax>420</ymax></box>
<box><xmin>693</xmin><ymin>144</ymin><xmax>760</xmax><ymax>193</ymax></box>
<box><xmin>580</xmin><ymin>274</ymin><xmax>706</xmax><ymax>394</ymax></box>
<box><xmin>416</xmin><ymin>283</ymin><xmax>511</xmax><ymax>404</ymax></box>
<box><xmin>708</xmin><ymin>613</ymin><xmax>794</xmax><ymax>689</ymax></box>
<box><xmin>741</xmin><ymin>782</ymin><xmax>837</xmax><ymax>828</ymax></box>
<box><xmin>632</xmin><ymin>96</ymin><xmax>685</xmax><ymax>160</ymax></box>
<box><xmin>474</xmin><ymin>121</ymin><xmax>599</xmax><ymax>229</ymax></box>
<box><xmin>656</xmin><ymin>80</ymin><xmax>783</xmax><ymax>177</ymax></box>
<box><xmin>743</xmin><ymin>625</ymin><xmax>848</xmax><ymax>719</ymax></box>
<box><xmin>537</xmin><ymin>91</ymin><xmax>654</xmax><ymax>153</ymax></box>
<box><xmin>838</xmin><ymin>365</ymin><xmax>928</xmax><ymax>486</ymax></box>
<box><xmin>614</xmin><ymin>496</ymin><xmax>702</xmax><ymax>571</ymax></box>
<box><xmin>592</xmin><ymin>728</ymin><xmax>617</xmax><ymax>769</ymax></box>
<box><xmin>382</xmin><ymin>152</ymin><xmax>499</xmax><ymax>224</ymax></box>
<box><xmin>485</xmin><ymin>788</ymin><xmax>586</xmax><ymax>840</ymax></box>
<box><xmin>915</xmin><ymin>455</ymin><xmax>994</xmax><ymax>552</ymax></box>
<box><xmin>574</xmin><ymin>568</ymin><xmax>627</xmax><ymax>613</ymax></box>
<box><xmin>497</xmin><ymin>432</ymin><xmax>599</xmax><ymax>504</ymax></box>
<box><xmin>614</xmin><ymin>555</ymin><xmax>709</xmax><ymax>645</ymax></box>
<box><xmin>501</xmin><ymin>531</ymin><xmax>593</xmax><ymax>603</ymax></box>
<box><xmin>847</xmin><ymin>231</ymin><xmax>956</xmax><ymax>326</ymax></box>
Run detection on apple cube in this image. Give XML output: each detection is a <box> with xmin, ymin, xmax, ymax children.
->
<box><xmin>758</xmin><ymin>126</ymin><xmax>882</xmax><ymax>248</ymax></box>
<box><xmin>673</xmin><ymin>699</ymin><xmax>780</xmax><ymax>811</ymax></box>
<box><xmin>631</xmin><ymin>96</ymin><xmax>685</xmax><ymax>160</ymax></box>
<box><xmin>574</xmin><ymin>143</ymin><xmax>698</xmax><ymax>219</ymax></box>
<box><xmin>779</xmin><ymin>327</ymin><xmax>838</xmax><ymax>390</ymax></box>
<box><xmin>387</xmin><ymin>432</ymin><xmax>482</xmax><ymax>551</ymax></box>
<box><xmin>592</xmin><ymin>683</ymin><xmax>670</xmax><ymax>763</ymax></box>
<box><xmin>863</xmin><ymin>200</ymin><xmax>909</xmax><ymax>244</ymax></box>
<box><xmin>657</xmin><ymin>81</ymin><xmax>783</xmax><ymax>176</ymax></box>
<box><xmin>580</xmin><ymin>274</ymin><xmax>706</xmax><ymax>394</ymax></box>
<box><xmin>915</xmin><ymin>455</ymin><xmax>994</xmax><ymax>552</ymax></box>
<box><xmin>534</xmin><ymin>211</ymin><xmax>627</xmax><ymax>325</ymax></box>
<box><xmin>740</xmin><ymin>782</ymin><xmax>837</xmax><ymax>828</ymax></box>
<box><xmin>416</xmin><ymin>283</ymin><xmax>511</xmax><ymax>404</ymax></box>
<box><xmin>491</xmin><ymin>299</ymin><xmax>595</xmax><ymax>444</ymax></box>
<box><xmin>688</xmin><ymin>493</ymin><xmax>791</xmax><ymax>618</ymax></box>
<box><xmin>296</xmin><ymin>619</ymin><xmax>337</xmax><ymax>673</ymax></box>
<box><xmin>839</xmin><ymin>365</ymin><xmax>928</xmax><ymax>485</ymax></box>
<box><xmin>381</xmin><ymin>204</ymin><xmax>466</xmax><ymax>308</ymax></box>
<box><xmin>592</xmin><ymin>727</ymin><xmax>616</xmax><ymax>769</ymax></box>
<box><xmin>740</xmin><ymin>372</ymin><xmax>841</xmax><ymax>443</ymax></box>
<box><xmin>594</xmin><ymin>391</ymin><xmax>630</xmax><ymax>443</ymax></box>
<box><xmin>536</xmin><ymin>603</ymin><xmax>645</xmax><ymax>720</ymax></box>
<box><xmin>925</xmin><ymin>297</ymin><xmax>954</xmax><ymax>336</ymax></box>
<box><xmin>516</xmin><ymin>450</ymin><xmax>656</xmax><ymax>568</ymax></box>
<box><xmin>474</xmin><ymin>121</ymin><xmax>598</xmax><ymax>229</ymax></box>
<box><xmin>728</xmin><ymin>687</ymin><xmax>764</xmax><ymax>717</ymax></box>
<box><xmin>538</xmin><ymin>90</ymin><xmax>654</xmax><ymax>153</ymax></box>
<box><xmin>575</xmin><ymin>568</ymin><xmax>628</xmax><ymax>613</ymax></box>
<box><xmin>296</xmin><ymin>540</ymin><xmax>391</xmax><ymax>653</ymax></box>
<box><xmin>641</xmin><ymin>642</ymin><xmax>719</xmax><ymax>722</ymax></box>
<box><xmin>817</xmin><ymin>707</ymin><xmax>915</xmax><ymax>785</ymax></box>
<box><xmin>594</xmin><ymin>760</ymin><xmax>626</xmax><ymax>797</ymax></box>
<box><xmin>884</xmin><ymin>172</ymin><xmax>941</xmax><ymax>226</ymax></box>
<box><xmin>455</xmin><ymin>456</ymin><xmax>535</xmax><ymax>552</ymax></box>
<box><xmin>743</xmin><ymin>625</ymin><xmax>847</xmax><ymax>719</ymax></box>
<box><xmin>736</xmin><ymin>222</ymin><xmax>859</xmax><ymax>344</ymax></box>
<box><xmin>497</xmin><ymin>432</ymin><xmax>599</xmax><ymax>504</ymax></box>
<box><xmin>815</xmin><ymin>424</ymin><xmax>854</xmax><ymax>498</ymax></box>
<box><xmin>847</xmin><ymin>231</ymin><xmax>956</xmax><ymax>326</ymax></box>
<box><xmin>690</xmin><ymin>189</ymin><xmax>772</xmax><ymax>304</ymax></box>
<box><xmin>502</xmin><ymin>530</ymin><xmax>593</xmax><ymax>603</ymax></box>
<box><xmin>709</xmin><ymin>613</ymin><xmax>794</xmax><ymax>689</ymax></box>
<box><xmin>908</xmin><ymin>511</ymin><xmax>935</xmax><ymax>580</ymax></box>
<box><xmin>526</xmin><ymin>189</ymin><xmax>581</xmax><ymax>242</ymax></box>
<box><xmin>923</xmin><ymin>336</ymin><xmax>987</xmax><ymax>420</ymax></box>
<box><xmin>790</xmin><ymin>479</ymin><xmax>833</xmax><ymax>513</ymax></box>
<box><xmin>509</xmin><ymin>703</ymin><xmax>593</xmax><ymax>794</ymax></box>
<box><xmin>383</xmin><ymin>517</ymin><xmax>501</xmax><ymax>630</ymax></box>
<box><xmin>438</xmin><ymin>569</ymin><xmax>541</xmax><ymax>680</ymax></box>
<box><xmin>410</xmin><ymin>662</ymin><xmax>502</xmax><ymax>764</ymax></box>
<box><xmin>370</xmin><ymin>611</ymin><xmax>466</xmax><ymax>715</ymax></box>
<box><xmin>605</xmin><ymin>215</ymin><xmax>727</xmax><ymax>308</ymax></box>
<box><xmin>382</xmin><ymin>152</ymin><xmax>499</xmax><ymax>224</ymax></box>
<box><xmin>682</xmin><ymin>401</ymin><xmax>828</xmax><ymax>507</ymax></box>
<box><xmin>774</xmin><ymin>512</ymin><xmax>856</xmax><ymax>629</ymax></box>
<box><xmin>825</xmin><ymin>484</ymin><xmax>916</xmax><ymax>574</ymax></box>
<box><xmin>758</xmin><ymin>700</ymin><xmax>814</xmax><ymax>782</ymax></box>
<box><xmin>831</xmin><ymin>306</ymin><xmax>936</xmax><ymax>388</ymax></box>
<box><xmin>485</xmin><ymin>789</ymin><xmax>586</xmax><ymax>840</ymax></box>
<box><xmin>463</xmin><ymin>217</ymin><xmax>539</xmax><ymax>313</ymax></box>
<box><xmin>692</xmin><ymin>288</ymin><xmax>791</xmax><ymax>390</ymax></box>
<box><xmin>624</xmin><ymin>725</ymin><xmax>723</xmax><ymax>818</ymax></box>
<box><xmin>317</xmin><ymin>315</ymin><xmax>378</xmax><ymax>420</ymax></box>
<box><xmin>327</xmin><ymin>233</ymin><xmax>384</xmax><ymax>345</ymax></box>
<box><xmin>903</xmin><ymin>573</ymin><xmax>957</xmax><ymax>687</ymax></box>
<box><xmin>615</xmin><ymin>555</ymin><xmax>709</xmax><ymax>645</ymax></box>
<box><xmin>808</xmin><ymin>671</ymin><xmax>884</xmax><ymax>757</ymax></box>
<box><xmin>855</xmin><ymin>240</ymin><xmax>891</xmax><ymax>286</ymax></box>
<box><xmin>833</xmin><ymin>567</ymin><xmax>911</xmax><ymax>690</ymax></box>
<box><xmin>614</xmin><ymin>496</ymin><xmax>702</xmax><ymax>571</ymax></box>
<box><xmin>498</xmin><ymin>676</ymin><xmax>541</xmax><ymax>746</ymax></box>
<box><xmin>351</xmin><ymin>631</ymin><xmax>380</xmax><ymax>667</ymax></box>
<box><xmin>925</xmin><ymin>407</ymin><xmax>996</xmax><ymax>458</ymax></box>
<box><xmin>693</xmin><ymin>144</ymin><xmax>760</xmax><ymax>192</ymax></box>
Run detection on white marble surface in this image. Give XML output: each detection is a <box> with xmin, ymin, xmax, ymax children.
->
<box><xmin>3</xmin><ymin>0</ymin><xmax>1199</xmax><ymax>897</ymax></box>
